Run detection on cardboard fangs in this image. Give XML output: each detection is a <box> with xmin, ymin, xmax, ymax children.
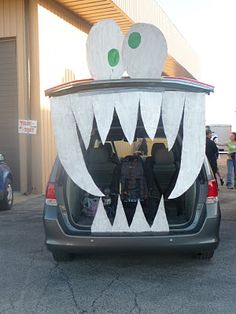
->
<box><xmin>49</xmin><ymin>19</ymin><xmax>208</xmax><ymax>233</ymax></box>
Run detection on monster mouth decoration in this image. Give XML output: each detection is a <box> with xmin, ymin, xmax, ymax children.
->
<box><xmin>49</xmin><ymin>20</ymin><xmax>211</xmax><ymax>234</ymax></box>
<box><xmin>50</xmin><ymin>88</ymin><xmax>205</xmax><ymax>233</ymax></box>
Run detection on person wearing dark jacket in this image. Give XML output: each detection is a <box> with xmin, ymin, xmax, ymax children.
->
<box><xmin>205</xmin><ymin>129</ymin><xmax>222</xmax><ymax>183</ymax></box>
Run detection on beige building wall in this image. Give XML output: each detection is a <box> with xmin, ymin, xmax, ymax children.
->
<box><xmin>32</xmin><ymin>0</ymin><xmax>201</xmax><ymax>192</ymax></box>
<box><xmin>0</xmin><ymin>0</ymin><xmax>28</xmax><ymax>193</ymax></box>
<box><xmin>112</xmin><ymin>0</ymin><xmax>200</xmax><ymax>78</ymax></box>
<box><xmin>36</xmin><ymin>1</ymin><xmax>91</xmax><ymax>191</ymax></box>
<box><xmin>0</xmin><ymin>0</ymin><xmax>200</xmax><ymax>194</ymax></box>
<box><xmin>0</xmin><ymin>0</ymin><xmax>92</xmax><ymax>193</ymax></box>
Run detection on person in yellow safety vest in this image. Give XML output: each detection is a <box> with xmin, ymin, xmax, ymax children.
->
<box><xmin>217</xmin><ymin>132</ymin><xmax>236</xmax><ymax>189</ymax></box>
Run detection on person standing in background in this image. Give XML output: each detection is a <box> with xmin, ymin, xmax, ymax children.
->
<box><xmin>218</xmin><ymin>132</ymin><xmax>236</xmax><ymax>189</ymax></box>
<box><xmin>226</xmin><ymin>133</ymin><xmax>236</xmax><ymax>189</ymax></box>
<box><xmin>211</xmin><ymin>131</ymin><xmax>219</xmax><ymax>144</ymax></box>
<box><xmin>211</xmin><ymin>130</ymin><xmax>224</xmax><ymax>185</ymax></box>
<box><xmin>205</xmin><ymin>129</ymin><xmax>219</xmax><ymax>181</ymax></box>
<box><xmin>134</xmin><ymin>138</ymin><xmax>148</xmax><ymax>156</ymax></box>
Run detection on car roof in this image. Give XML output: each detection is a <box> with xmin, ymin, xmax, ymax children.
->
<box><xmin>45</xmin><ymin>77</ymin><xmax>214</xmax><ymax>97</ymax></box>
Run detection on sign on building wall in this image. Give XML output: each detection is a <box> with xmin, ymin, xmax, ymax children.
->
<box><xmin>18</xmin><ymin>120</ymin><xmax>37</xmax><ymax>135</ymax></box>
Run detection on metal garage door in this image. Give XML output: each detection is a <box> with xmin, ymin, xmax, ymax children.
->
<box><xmin>0</xmin><ymin>39</ymin><xmax>20</xmax><ymax>190</ymax></box>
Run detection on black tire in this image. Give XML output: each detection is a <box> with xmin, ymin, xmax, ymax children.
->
<box><xmin>52</xmin><ymin>251</ymin><xmax>74</xmax><ymax>262</ymax></box>
<box><xmin>0</xmin><ymin>178</ymin><xmax>13</xmax><ymax>210</ymax></box>
<box><xmin>195</xmin><ymin>250</ymin><xmax>214</xmax><ymax>260</ymax></box>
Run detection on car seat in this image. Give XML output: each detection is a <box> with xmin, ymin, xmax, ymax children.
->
<box><xmin>102</xmin><ymin>142</ymin><xmax>120</xmax><ymax>164</ymax></box>
<box><xmin>87</xmin><ymin>144</ymin><xmax>119</xmax><ymax>192</ymax></box>
<box><xmin>144</xmin><ymin>143</ymin><xmax>181</xmax><ymax>221</ymax></box>
<box><xmin>151</xmin><ymin>143</ymin><xmax>178</xmax><ymax>196</ymax></box>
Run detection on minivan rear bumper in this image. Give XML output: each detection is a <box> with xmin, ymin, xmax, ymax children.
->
<box><xmin>43</xmin><ymin>205</ymin><xmax>220</xmax><ymax>254</ymax></box>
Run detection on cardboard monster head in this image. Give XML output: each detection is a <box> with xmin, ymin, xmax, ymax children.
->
<box><xmin>49</xmin><ymin>19</ymin><xmax>212</xmax><ymax>234</ymax></box>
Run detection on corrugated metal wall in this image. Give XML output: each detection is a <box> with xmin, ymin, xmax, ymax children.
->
<box><xmin>0</xmin><ymin>0</ymin><xmax>200</xmax><ymax>194</ymax></box>
<box><xmin>112</xmin><ymin>0</ymin><xmax>200</xmax><ymax>78</ymax></box>
<box><xmin>0</xmin><ymin>0</ymin><xmax>92</xmax><ymax>193</ymax></box>
<box><xmin>37</xmin><ymin>0</ymin><xmax>91</xmax><ymax>191</ymax></box>
<box><xmin>0</xmin><ymin>0</ymin><xmax>17</xmax><ymax>37</ymax></box>
<box><xmin>36</xmin><ymin>0</ymin><xmax>200</xmax><ymax>192</ymax></box>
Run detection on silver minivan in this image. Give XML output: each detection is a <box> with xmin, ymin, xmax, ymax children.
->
<box><xmin>43</xmin><ymin>77</ymin><xmax>220</xmax><ymax>261</ymax></box>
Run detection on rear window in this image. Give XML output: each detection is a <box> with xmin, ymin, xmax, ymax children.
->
<box><xmin>93</xmin><ymin>137</ymin><xmax>168</xmax><ymax>158</ymax></box>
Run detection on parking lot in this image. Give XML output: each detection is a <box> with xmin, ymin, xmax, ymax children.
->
<box><xmin>1</xmin><ymin>178</ymin><xmax>236</xmax><ymax>313</ymax></box>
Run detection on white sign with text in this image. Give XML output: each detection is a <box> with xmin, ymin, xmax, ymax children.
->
<box><xmin>18</xmin><ymin>120</ymin><xmax>37</xmax><ymax>135</ymax></box>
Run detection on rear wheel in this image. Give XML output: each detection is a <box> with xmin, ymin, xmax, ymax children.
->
<box><xmin>0</xmin><ymin>178</ymin><xmax>13</xmax><ymax>210</ymax></box>
<box><xmin>195</xmin><ymin>250</ymin><xmax>214</xmax><ymax>260</ymax></box>
<box><xmin>52</xmin><ymin>251</ymin><xmax>74</xmax><ymax>262</ymax></box>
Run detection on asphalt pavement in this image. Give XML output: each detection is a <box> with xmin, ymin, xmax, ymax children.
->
<box><xmin>0</xmin><ymin>184</ymin><xmax>236</xmax><ymax>314</ymax></box>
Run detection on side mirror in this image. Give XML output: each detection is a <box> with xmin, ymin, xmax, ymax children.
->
<box><xmin>0</xmin><ymin>153</ymin><xmax>5</xmax><ymax>162</ymax></box>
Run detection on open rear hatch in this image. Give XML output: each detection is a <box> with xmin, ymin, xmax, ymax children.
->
<box><xmin>45</xmin><ymin>78</ymin><xmax>213</xmax><ymax>235</ymax></box>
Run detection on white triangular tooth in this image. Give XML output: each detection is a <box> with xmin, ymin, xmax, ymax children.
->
<box><xmin>162</xmin><ymin>91</ymin><xmax>185</xmax><ymax>151</ymax></box>
<box><xmin>50</xmin><ymin>96</ymin><xmax>104</xmax><ymax>197</ymax></box>
<box><xmin>140</xmin><ymin>92</ymin><xmax>162</xmax><ymax>140</ymax></box>
<box><xmin>129</xmin><ymin>201</ymin><xmax>150</xmax><ymax>232</ymax></box>
<box><xmin>91</xmin><ymin>199</ymin><xmax>112</xmax><ymax>233</ymax></box>
<box><xmin>93</xmin><ymin>94</ymin><xmax>114</xmax><ymax>144</ymax></box>
<box><xmin>112</xmin><ymin>197</ymin><xmax>129</xmax><ymax>232</ymax></box>
<box><xmin>115</xmin><ymin>92</ymin><xmax>139</xmax><ymax>144</ymax></box>
<box><xmin>70</xmin><ymin>93</ymin><xmax>94</xmax><ymax>149</ymax></box>
<box><xmin>169</xmin><ymin>93</ymin><xmax>205</xmax><ymax>199</ymax></box>
<box><xmin>151</xmin><ymin>196</ymin><xmax>169</xmax><ymax>232</ymax></box>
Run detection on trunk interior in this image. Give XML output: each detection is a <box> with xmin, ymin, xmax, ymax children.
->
<box><xmin>62</xmin><ymin>118</ymin><xmax>201</xmax><ymax>231</ymax></box>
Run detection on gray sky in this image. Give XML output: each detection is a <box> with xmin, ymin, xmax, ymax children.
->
<box><xmin>158</xmin><ymin>0</ymin><xmax>236</xmax><ymax>129</ymax></box>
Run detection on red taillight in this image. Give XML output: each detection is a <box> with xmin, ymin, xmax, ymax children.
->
<box><xmin>207</xmin><ymin>179</ymin><xmax>218</xmax><ymax>203</ymax></box>
<box><xmin>45</xmin><ymin>182</ymin><xmax>57</xmax><ymax>206</ymax></box>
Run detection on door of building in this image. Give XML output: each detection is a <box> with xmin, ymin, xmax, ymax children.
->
<box><xmin>0</xmin><ymin>39</ymin><xmax>20</xmax><ymax>190</ymax></box>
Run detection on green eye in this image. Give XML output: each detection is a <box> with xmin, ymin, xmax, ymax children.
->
<box><xmin>108</xmin><ymin>48</ymin><xmax>120</xmax><ymax>67</ymax></box>
<box><xmin>128</xmin><ymin>32</ymin><xmax>141</xmax><ymax>49</ymax></box>
<box><xmin>122</xmin><ymin>23</ymin><xmax>167</xmax><ymax>78</ymax></box>
<box><xmin>86</xmin><ymin>19</ymin><xmax>124</xmax><ymax>79</ymax></box>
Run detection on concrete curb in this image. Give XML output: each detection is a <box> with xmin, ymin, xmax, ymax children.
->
<box><xmin>13</xmin><ymin>192</ymin><xmax>44</xmax><ymax>205</ymax></box>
